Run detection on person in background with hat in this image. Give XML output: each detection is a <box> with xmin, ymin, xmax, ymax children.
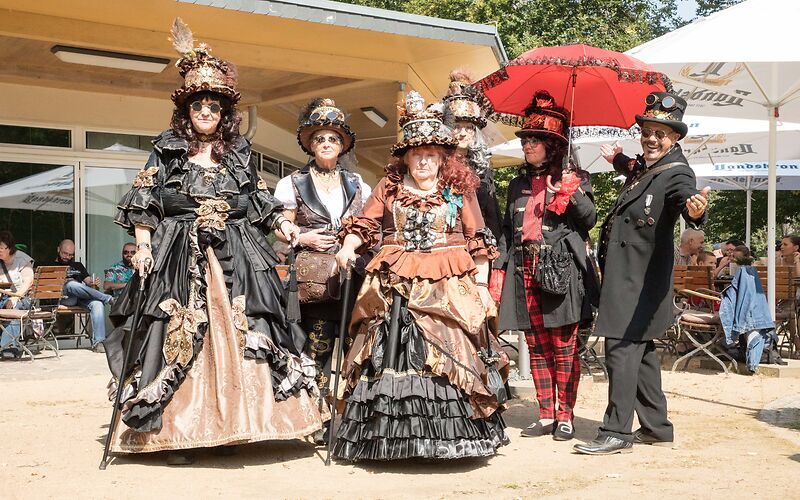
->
<box><xmin>442</xmin><ymin>69</ymin><xmax>502</xmax><ymax>242</ymax></box>
<box><xmin>332</xmin><ymin>91</ymin><xmax>508</xmax><ymax>461</ymax></box>
<box><xmin>273</xmin><ymin>97</ymin><xmax>371</xmax><ymax>444</ymax></box>
<box><xmin>574</xmin><ymin>92</ymin><xmax>709</xmax><ymax>455</ymax></box>
<box><xmin>104</xmin><ymin>18</ymin><xmax>324</xmax><ymax>464</ymax></box>
<box><xmin>493</xmin><ymin>91</ymin><xmax>598</xmax><ymax>442</ymax></box>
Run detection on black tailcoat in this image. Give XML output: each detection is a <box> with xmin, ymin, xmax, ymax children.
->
<box><xmin>496</xmin><ymin>167</ymin><xmax>599</xmax><ymax>330</ymax></box>
<box><xmin>594</xmin><ymin>144</ymin><xmax>705</xmax><ymax>341</ymax></box>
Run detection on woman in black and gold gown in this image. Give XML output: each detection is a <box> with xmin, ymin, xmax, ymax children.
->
<box><xmin>104</xmin><ymin>19</ymin><xmax>325</xmax><ymax>462</ymax></box>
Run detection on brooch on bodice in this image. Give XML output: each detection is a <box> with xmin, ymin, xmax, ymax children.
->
<box><xmin>442</xmin><ymin>186</ymin><xmax>463</xmax><ymax>229</ymax></box>
<box><xmin>194</xmin><ymin>198</ymin><xmax>230</xmax><ymax>231</ymax></box>
<box><xmin>402</xmin><ymin>206</ymin><xmax>437</xmax><ymax>252</ymax></box>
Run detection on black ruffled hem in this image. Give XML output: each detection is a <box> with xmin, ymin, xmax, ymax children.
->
<box><xmin>333</xmin><ymin>372</ymin><xmax>507</xmax><ymax>461</ymax></box>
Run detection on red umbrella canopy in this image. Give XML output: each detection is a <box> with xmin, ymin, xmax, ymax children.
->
<box><xmin>475</xmin><ymin>44</ymin><xmax>671</xmax><ymax>129</ymax></box>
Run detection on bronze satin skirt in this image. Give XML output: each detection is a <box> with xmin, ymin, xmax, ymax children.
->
<box><xmin>112</xmin><ymin>249</ymin><xmax>325</xmax><ymax>453</ymax></box>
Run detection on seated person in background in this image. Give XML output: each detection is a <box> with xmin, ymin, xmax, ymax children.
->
<box><xmin>714</xmin><ymin>238</ymin><xmax>744</xmax><ymax>276</ymax></box>
<box><xmin>731</xmin><ymin>245</ymin><xmax>752</xmax><ymax>265</ymax></box>
<box><xmin>778</xmin><ymin>235</ymin><xmax>800</xmax><ymax>276</ymax></box>
<box><xmin>0</xmin><ymin>231</ymin><xmax>34</xmax><ymax>359</ymax></box>
<box><xmin>103</xmin><ymin>243</ymin><xmax>136</xmax><ymax>298</ymax></box>
<box><xmin>55</xmin><ymin>239</ymin><xmax>113</xmax><ymax>353</ymax></box>
<box><xmin>697</xmin><ymin>250</ymin><xmax>717</xmax><ymax>267</ymax></box>
<box><xmin>674</xmin><ymin>228</ymin><xmax>704</xmax><ymax>266</ymax></box>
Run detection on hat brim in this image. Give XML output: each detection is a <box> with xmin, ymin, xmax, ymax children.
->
<box><xmin>515</xmin><ymin>129</ymin><xmax>568</xmax><ymax>145</ymax></box>
<box><xmin>448</xmin><ymin>115</ymin><xmax>487</xmax><ymax>129</ymax></box>
<box><xmin>297</xmin><ymin>123</ymin><xmax>356</xmax><ymax>156</ymax></box>
<box><xmin>390</xmin><ymin>137</ymin><xmax>458</xmax><ymax>157</ymax></box>
<box><xmin>172</xmin><ymin>85</ymin><xmax>241</xmax><ymax>106</ymax></box>
<box><xmin>635</xmin><ymin>115</ymin><xmax>688</xmax><ymax>140</ymax></box>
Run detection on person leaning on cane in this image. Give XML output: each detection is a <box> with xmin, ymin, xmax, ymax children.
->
<box><xmin>102</xmin><ymin>18</ymin><xmax>323</xmax><ymax>467</ymax></box>
<box><xmin>574</xmin><ymin>92</ymin><xmax>710</xmax><ymax>455</ymax></box>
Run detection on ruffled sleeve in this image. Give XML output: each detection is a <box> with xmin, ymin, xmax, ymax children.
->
<box><xmin>247</xmin><ymin>174</ymin><xmax>285</xmax><ymax>229</ymax></box>
<box><xmin>340</xmin><ymin>176</ymin><xmax>388</xmax><ymax>252</ymax></box>
<box><xmin>114</xmin><ymin>151</ymin><xmax>164</xmax><ymax>235</ymax></box>
<box><xmin>461</xmin><ymin>191</ymin><xmax>499</xmax><ymax>260</ymax></box>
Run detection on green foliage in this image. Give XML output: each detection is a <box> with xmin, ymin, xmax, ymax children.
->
<box><xmin>695</xmin><ymin>0</ymin><xmax>745</xmax><ymax>18</ymax></box>
<box><xmin>341</xmin><ymin>0</ymin><xmax>683</xmax><ymax>58</ymax></box>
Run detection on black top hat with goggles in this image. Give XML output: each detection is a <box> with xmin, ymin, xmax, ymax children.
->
<box><xmin>635</xmin><ymin>92</ymin><xmax>688</xmax><ymax>140</ymax></box>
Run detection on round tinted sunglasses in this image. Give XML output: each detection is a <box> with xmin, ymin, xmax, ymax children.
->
<box><xmin>645</xmin><ymin>94</ymin><xmax>677</xmax><ymax>110</ymax></box>
<box><xmin>641</xmin><ymin>128</ymin><xmax>669</xmax><ymax>140</ymax></box>
<box><xmin>190</xmin><ymin>101</ymin><xmax>222</xmax><ymax>114</ymax></box>
<box><xmin>312</xmin><ymin>135</ymin><xmax>342</xmax><ymax>145</ymax></box>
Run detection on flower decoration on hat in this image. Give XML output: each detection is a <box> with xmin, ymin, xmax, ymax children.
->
<box><xmin>391</xmin><ymin>91</ymin><xmax>458</xmax><ymax>157</ymax></box>
<box><xmin>442</xmin><ymin>69</ymin><xmax>489</xmax><ymax>129</ymax></box>
<box><xmin>514</xmin><ymin>90</ymin><xmax>570</xmax><ymax>144</ymax></box>
<box><xmin>296</xmin><ymin>97</ymin><xmax>356</xmax><ymax>156</ymax></box>
<box><xmin>169</xmin><ymin>18</ymin><xmax>240</xmax><ymax>106</ymax></box>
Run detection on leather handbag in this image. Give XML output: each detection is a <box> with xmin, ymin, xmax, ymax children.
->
<box><xmin>535</xmin><ymin>247</ymin><xmax>572</xmax><ymax>295</ymax></box>
<box><xmin>294</xmin><ymin>250</ymin><xmax>340</xmax><ymax>303</ymax></box>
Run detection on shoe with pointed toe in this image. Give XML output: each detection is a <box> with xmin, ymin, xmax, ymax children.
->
<box><xmin>520</xmin><ymin>420</ymin><xmax>554</xmax><ymax>438</ymax></box>
<box><xmin>573</xmin><ymin>435</ymin><xmax>633</xmax><ymax>455</ymax></box>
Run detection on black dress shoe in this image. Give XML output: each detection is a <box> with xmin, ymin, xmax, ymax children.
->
<box><xmin>520</xmin><ymin>420</ymin><xmax>554</xmax><ymax>438</ymax></box>
<box><xmin>313</xmin><ymin>421</ymin><xmax>330</xmax><ymax>445</ymax></box>
<box><xmin>633</xmin><ymin>429</ymin><xmax>673</xmax><ymax>447</ymax></box>
<box><xmin>573</xmin><ymin>435</ymin><xmax>632</xmax><ymax>455</ymax></box>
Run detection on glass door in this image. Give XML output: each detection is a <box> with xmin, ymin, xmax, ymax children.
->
<box><xmin>78</xmin><ymin>163</ymin><xmax>140</xmax><ymax>283</ymax></box>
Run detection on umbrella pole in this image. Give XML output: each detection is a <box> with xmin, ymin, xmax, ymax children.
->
<box><xmin>767</xmin><ymin>105</ymin><xmax>778</xmax><ymax>321</ymax></box>
<box><xmin>565</xmin><ymin>67</ymin><xmax>578</xmax><ymax>169</ymax></box>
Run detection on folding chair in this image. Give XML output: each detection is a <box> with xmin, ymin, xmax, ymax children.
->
<box><xmin>0</xmin><ymin>266</ymin><xmax>69</xmax><ymax>361</ymax></box>
<box><xmin>671</xmin><ymin>265</ymin><xmax>738</xmax><ymax>374</ymax></box>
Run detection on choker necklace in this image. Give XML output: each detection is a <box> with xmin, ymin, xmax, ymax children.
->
<box><xmin>311</xmin><ymin>164</ymin><xmax>338</xmax><ymax>178</ymax></box>
<box><xmin>197</xmin><ymin>133</ymin><xmax>215</xmax><ymax>142</ymax></box>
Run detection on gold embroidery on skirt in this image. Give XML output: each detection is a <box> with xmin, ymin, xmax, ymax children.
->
<box><xmin>231</xmin><ymin>295</ymin><xmax>248</xmax><ymax>355</ymax></box>
<box><xmin>195</xmin><ymin>199</ymin><xmax>230</xmax><ymax>231</ymax></box>
<box><xmin>159</xmin><ymin>298</ymin><xmax>208</xmax><ymax>366</ymax></box>
<box><xmin>132</xmin><ymin>166</ymin><xmax>160</xmax><ymax>188</ymax></box>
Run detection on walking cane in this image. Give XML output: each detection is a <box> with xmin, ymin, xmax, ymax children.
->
<box><xmin>99</xmin><ymin>268</ymin><xmax>149</xmax><ymax>470</ymax></box>
<box><xmin>325</xmin><ymin>262</ymin><xmax>354</xmax><ymax>466</ymax></box>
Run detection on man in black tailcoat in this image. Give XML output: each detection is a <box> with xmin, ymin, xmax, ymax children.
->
<box><xmin>574</xmin><ymin>92</ymin><xmax>710</xmax><ymax>455</ymax></box>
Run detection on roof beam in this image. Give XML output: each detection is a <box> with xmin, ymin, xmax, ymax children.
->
<box><xmin>259</xmin><ymin>78</ymin><xmax>380</xmax><ymax>106</ymax></box>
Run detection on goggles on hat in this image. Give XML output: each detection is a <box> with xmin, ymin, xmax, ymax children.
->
<box><xmin>310</xmin><ymin>110</ymin><xmax>342</xmax><ymax>121</ymax></box>
<box><xmin>645</xmin><ymin>94</ymin><xmax>677</xmax><ymax>111</ymax></box>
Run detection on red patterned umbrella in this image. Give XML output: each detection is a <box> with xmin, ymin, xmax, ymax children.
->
<box><xmin>475</xmin><ymin>43</ymin><xmax>671</xmax><ymax>130</ymax></box>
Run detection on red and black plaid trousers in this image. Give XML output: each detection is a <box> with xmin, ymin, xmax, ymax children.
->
<box><xmin>523</xmin><ymin>259</ymin><xmax>581</xmax><ymax>422</ymax></box>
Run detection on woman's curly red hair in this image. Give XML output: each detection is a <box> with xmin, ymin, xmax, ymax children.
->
<box><xmin>385</xmin><ymin>146</ymin><xmax>479</xmax><ymax>194</ymax></box>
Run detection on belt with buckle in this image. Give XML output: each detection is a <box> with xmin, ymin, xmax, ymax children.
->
<box><xmin>518</xmin><ymin>241</ymin><xmax>549</xmax><ymax>256</ymax></box>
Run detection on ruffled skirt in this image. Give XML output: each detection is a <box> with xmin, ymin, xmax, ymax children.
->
<box><xmin>333</xmin><ymin>272</ymin><xmax>509</xmax><ymax>461</ymax></box>
<box><xmin>106</xmin><ymin>218</ymin><xmax>325</xmax><ymax>453</ymax></box>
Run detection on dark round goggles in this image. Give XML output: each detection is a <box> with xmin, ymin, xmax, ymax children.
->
<box><xmin>310</xmin><ymin>110</ymin><xmax>341</xmax><ymax>122</ymax></box>
<box><xmin>645</xmin><ymin>94</ymin><xmax>677</xmax><ymax>110</ymax></box>
<box><xmin>190</xmin><ymin>101</ymin><xmax>222</xmax><ymax>114</ymax></box>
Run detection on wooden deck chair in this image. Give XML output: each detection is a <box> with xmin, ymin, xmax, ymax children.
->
<box><xmin>754</xmin><ymin>265</ymin><xmax>797</xmax><ymax>358</ymax></box>
<box><xmin>0</xmin><ymin>266</ymin><xmax>68</xmax><ymax>361</ymax></box>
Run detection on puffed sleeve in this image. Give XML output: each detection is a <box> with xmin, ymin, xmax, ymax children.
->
<box><xmin>114</xmin><ymin>151</ymin><xmax>164</xmax><ymax>235</ymax></box>
<box><xmin>461</xmin><ymin>191</ymin><xmax>499</xmax><ymax>260</ymax></box>
<box><xmin>339</xmin><ymin>177</ymin><xmax>387</xmax><ymax>252</ymax></box>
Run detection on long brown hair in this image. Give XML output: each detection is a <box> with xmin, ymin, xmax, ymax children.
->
<box><xmin>385</xmin><ymin>146</ymin><xmax>479</xmax><ymax>194</ymax></box>
<box><xmin>169</xmin><ymin>91</ymin><xmax>242</xmax><ymax>162</ymax></box>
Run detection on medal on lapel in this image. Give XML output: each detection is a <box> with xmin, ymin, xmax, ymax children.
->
<box><xmin>644</xmin><ymin>194</ymin><xmax>653</xmax><ymax>215</ymax></box>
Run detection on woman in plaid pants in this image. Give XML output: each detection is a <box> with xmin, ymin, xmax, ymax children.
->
<box><xmin>490</xmin><ymin>91</ymin><xmax>598</xmax><ymax>441</ymax></box>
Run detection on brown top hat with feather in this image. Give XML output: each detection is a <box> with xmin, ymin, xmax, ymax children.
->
<box><xmin>442</xmin><ymin>69</ymin><xmax>488</xmax><ymax>129</ymax></box>
<box><xmin>296</xmin><ymin>98</ymin><xmax>356</xmax><ymax>156</ymax></box>
<box><xmin>391</xmin><ymin>91</ymin><xmax>457</xmax><ymax>157</ymax></box>
<box><xmin>515</xmin><ymin>90</ymin><xmax>570</xmax><ymax>144</ymax></box>
<box><xmin>169</xmin><ymin>18</ymin><xmax>240</xmax><ymax>106</ymax></box>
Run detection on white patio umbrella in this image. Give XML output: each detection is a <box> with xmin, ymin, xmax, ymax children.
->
<box><xmin>693</xmin><ymin>160</ymin><xmax>800</xmax><ymax>246</ymax></box>
<box><xmin>625</xmin><ymin>0</ymin><xmax>800</xmax><ymax>317</ymax></box>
